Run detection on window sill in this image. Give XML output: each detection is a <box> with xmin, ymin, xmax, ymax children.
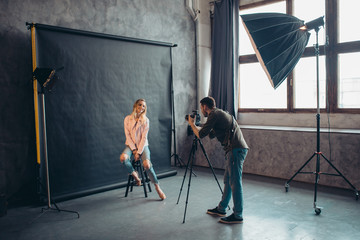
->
<box><xmin>240</xmin><ymin>125</ymin><xmax>360</xmax><ymax>134</ymax></box>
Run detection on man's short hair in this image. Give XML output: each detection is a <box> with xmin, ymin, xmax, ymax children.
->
<box><xmin>200</xmin><ymin>96</ymin><xmax>216</xmax><ymax>109</ymax></box>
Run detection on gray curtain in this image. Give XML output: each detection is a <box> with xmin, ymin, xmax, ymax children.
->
<box><xmin>209</xmin><ymin>0</ymin><xmax>239</xmax><ymax>119</ymax></box>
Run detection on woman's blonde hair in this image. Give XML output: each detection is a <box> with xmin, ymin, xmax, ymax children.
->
<box><xmin>131</xmin><ymin>98</ymin><xmax>147</xmax><ymax>124</ymax></box>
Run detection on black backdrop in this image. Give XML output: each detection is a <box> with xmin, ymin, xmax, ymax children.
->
<box><xmin>34</xmin><ymin>24</ymin><xmax>175</xmax><ymax>200</ymax></box>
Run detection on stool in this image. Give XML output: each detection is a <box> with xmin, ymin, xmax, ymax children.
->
<box><xmin>125</xmin><ymin>159</ymin><xmax>152</xmax><ymax>197</ymax></box>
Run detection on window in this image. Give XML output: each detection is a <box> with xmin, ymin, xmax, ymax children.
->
<box><xmin>337</xmin><ymin>0</ymin><xmax>360</xmax><ymax>109</ymax></box>
<box><xmin>293</xmin><ymin>0</ymin><xmax>325</xmax><ymax>48</ymax></box>
<box><xmin>293</xmin><ymin>56</ymin><xmax>326</xmax><ymax>109</ymax></box>
<box><xmin>293</xmin><ymin>0</ymin><xmax>325</xmax><ymax>109</ymax></box>
<box><xmin>338</xmin><ymin>53</ymin><xmax>360</xmax><ymax>108</ymax></box>
<box><xmin>240</xmin><ymin>63</ymin><xmax>287</xmax><ymax>109</ymax></box>
<box><xmin>239</xmin><ymin>0</ymin><xmax>360</xmax><ymax>112</ymax></box>
<box><xmin>338</xmin><ymin>1</ymin><xmax>360</xmax><ymax>43</ymax></box>
<box><xmin>239</xmin><ymin>1</ymin><xmax>286</xmax><ymax>110</ymax></box>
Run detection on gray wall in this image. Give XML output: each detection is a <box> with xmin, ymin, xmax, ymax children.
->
<box><xmin>195</xmin><ymin>126</ymin><xmax>360</xmax><ymax>191</ymax></box>
<box><xmin>0</xmin><ymin>0</ymin><xmax>196</xmax><ymax>203</ymax></box>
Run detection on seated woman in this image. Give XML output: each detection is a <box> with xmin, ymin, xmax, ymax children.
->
<box><xmin>120</xmin><ymin>99</ymin><xmax>166</xmax><ymax>200</ymax></box>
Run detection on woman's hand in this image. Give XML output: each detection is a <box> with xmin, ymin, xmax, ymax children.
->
<box><xmin>134</xmin><ymin>153</ymin><xmax>141</xmax><ymax>161</ymax></box>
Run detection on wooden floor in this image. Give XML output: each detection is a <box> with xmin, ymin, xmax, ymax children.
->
<box><xmin>1</xmin><ymin>166</ymin><xmax>359</xmax><ymax>240</ymax></box>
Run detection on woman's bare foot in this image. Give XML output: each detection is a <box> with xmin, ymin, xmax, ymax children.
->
<box><xmin>131</xmin><ymin>171</ymin><xmax>142</xmax><ymax>186</ymax></box>
<box><xmin>155</xmin><ymin>184</ymin><xmax>166</xmax><ymax>200</ymax></box>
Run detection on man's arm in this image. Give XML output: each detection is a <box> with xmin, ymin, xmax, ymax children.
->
<box><xmin>187</xmin><ymin>116</ymin><xmax>201</xmax><ymax>138</ymax></box>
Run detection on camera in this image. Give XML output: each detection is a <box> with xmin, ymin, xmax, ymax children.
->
<box><xmin>185</xmin><ymin>110</ymin><xmax>201</xmax><ymax>126</ymax></box>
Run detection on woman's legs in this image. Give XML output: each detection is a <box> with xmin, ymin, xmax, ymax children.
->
<box><xmin>142</xmin><ymin>147</ymin><xmax>166</xmax><ymax>200</ymax></box>
<box><xmin>120</xmin><ymin>147</ymin><xmax>141</xmax><ymax>186</ymax></box>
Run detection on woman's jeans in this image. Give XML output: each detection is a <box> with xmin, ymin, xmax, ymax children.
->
<box><xmin>217</xmin><ymin>148</ymin><xmax>248</xmax><ymax>219</ymax></box>
<box><xmin>121</xmin><ymin>146</ymin><xmax>159</xmax><ymax>184</ymax></box>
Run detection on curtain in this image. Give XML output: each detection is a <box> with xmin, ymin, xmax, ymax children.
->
<box><xmin>209</xmin><ymin>0</ymin><xmax>239</xmax><ymax>119</ymax></box>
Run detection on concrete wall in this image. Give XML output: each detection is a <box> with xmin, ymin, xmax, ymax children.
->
<box><xmin>0</xmin><ymin>0</ymin><xmax>196</xmax><ymax>202</ymax></box>
<box><xmin>195</xmin><ymin>117</ymin><xmax>360</xmax><ymax>191</ymax></box>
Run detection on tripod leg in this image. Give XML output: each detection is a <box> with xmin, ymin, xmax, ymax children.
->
<box><xmin>183</xmin><ymin>148</ymin><xmax>195</xmax><ymax>224</ymax></box>
<box><xmin>198</xmin><ymin>139</ymin><xmax>223</xmax><ymax>194</ymax></box>
<box><xmin>176</xmin><ymin>144</ymin><xmax>195</xmax><ymax>204</ymax></box>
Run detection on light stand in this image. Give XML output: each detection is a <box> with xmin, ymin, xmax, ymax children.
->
<box><xmin>285</xmin><ymin>20</ymin><xmax>359</xmax><ymax>215</ymax></box>
<box><xmin>33</xmin><ymin>68</ymin><xmax>79</xmax><ymax>220</ymax></box>
<box><xmin>176</xmin><ymin>136</ymin><xmax>223</xmax><ymax>223</ymax></box>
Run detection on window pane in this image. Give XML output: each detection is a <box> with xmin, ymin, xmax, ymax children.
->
<box><xmin>339</xmin><ymin>1</ymin><xmax>360</xmax><ymax>43</ymax></box>
<box><xmin>338</xmin><ymin>53</ymin><xmax>360</xmax><ymax>108</ymax></box>
<box><xmin>294</xmin><ymin>56</ymin><xmax>326</xmax><ymax>109</ymax></box>
<box><xmin>293</xmin><ymin>0</ymin><xmax>325</xmax><ymax>47</ymax></box>
<box><xmin>239</xmin><ymin>2</ymin><xmax>286</xmax><ymax>55</ymax></box>
<box><xmin>239</xmin><ymin>63</ymin><xmax>287</xmax><ymax>109</ymax></box>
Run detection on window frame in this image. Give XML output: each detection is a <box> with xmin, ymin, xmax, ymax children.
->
<box><xmin>238</xmin><ymin>0</ymin><xmax>360</xmax><ymax>114</ymax></box>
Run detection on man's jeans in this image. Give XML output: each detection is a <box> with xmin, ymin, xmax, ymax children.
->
<box><xmin>218</xmin><ymin>148</ymin><xmax>248</xmax><ymax>219</ymax></box>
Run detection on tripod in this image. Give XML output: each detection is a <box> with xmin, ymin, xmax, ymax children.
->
<box><xmin>285</xmin><ymin>26</ymin><xmax>359</xmax><ymax>215</ymax></box>
<box><xmin>176</xmin><ymin>136</ymin><xmax>223</xmax><ymax>223</ymax></box>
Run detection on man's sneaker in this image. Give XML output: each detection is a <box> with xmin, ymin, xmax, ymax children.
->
<box><xmin>206</xmin><ymin>207</ymin><xmax>226</xmax><ymax>217</ymax></box>
<box><xmin>219</xmin><ymin>214</ymin><xmax>243</xmax><ymax>224</ymax></box>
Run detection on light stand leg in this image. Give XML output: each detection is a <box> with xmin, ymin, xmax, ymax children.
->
<box><xmin>319</xmin><ymin>153</ymin><xmax>359</xmax><ymax>200</ymax></box>
<box><xmin>38</xmin><ymin>93</ymin><xmax>79</xmax><ymax>219</ymax></box>
<box><xmin>285</xmin><ymin>153</ymin><xmax>316</xmax><ymax>191</ymax></box>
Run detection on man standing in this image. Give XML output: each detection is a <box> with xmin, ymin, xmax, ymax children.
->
<box><xmin>187</xmin><ymin>96</ymin><xmax>249</xmax><ymax>224</ymax></box>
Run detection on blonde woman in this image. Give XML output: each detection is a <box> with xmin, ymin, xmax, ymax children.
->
<box><xmin>120</xmin><ymin>99</ymin><xmax>166</xmax><ymax>200</ymax></box>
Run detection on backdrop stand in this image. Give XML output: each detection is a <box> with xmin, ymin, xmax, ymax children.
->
<box><xmin>170</xmin><ymin>45</ymin><xmax>189</xmax><ymax>169</ymax></box>
<box><xmin>284</xmin><ymin>26</ymin><xmax>359</xmax><ymax>215</ymax></box>
<box><xmin>170</xmin><ymin>66</ymin><xmax>184</xmax><ymax>168</ymax></box>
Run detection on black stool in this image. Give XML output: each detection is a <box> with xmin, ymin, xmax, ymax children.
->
<box><xmin>125</xmin><ymin>159</ymin><xmax>152</xmax><ymax>197</ymax></box>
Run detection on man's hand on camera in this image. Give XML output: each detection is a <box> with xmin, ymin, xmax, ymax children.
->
<box><xmin>187</xmin><ymin>115</ymin><xmax>200</xmax><ymax>138</ymax></box>
<box><xmin>187</xmin><ymin>115</ymin><xmax>195</xmax><ymax>125</ymax></box>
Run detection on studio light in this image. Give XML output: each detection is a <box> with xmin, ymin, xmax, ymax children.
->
<box><xmin>241</xmin><ymin>13</ymin><xmax>310</xmax><ymax>89</ymax></box>
<box><xmin>241</xmin><ymin>13</ymin><xmax>358</xmax><ymax>214</ymax></box>
<box><xmin>303</xmin><ymin>16</ymin><xmax>325</xmax><ymax>31</ymax></box>
<box><xmin>33</xmin><ymin>67</ymin><xmax>63</xmax><ymax>91</ymax></box>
